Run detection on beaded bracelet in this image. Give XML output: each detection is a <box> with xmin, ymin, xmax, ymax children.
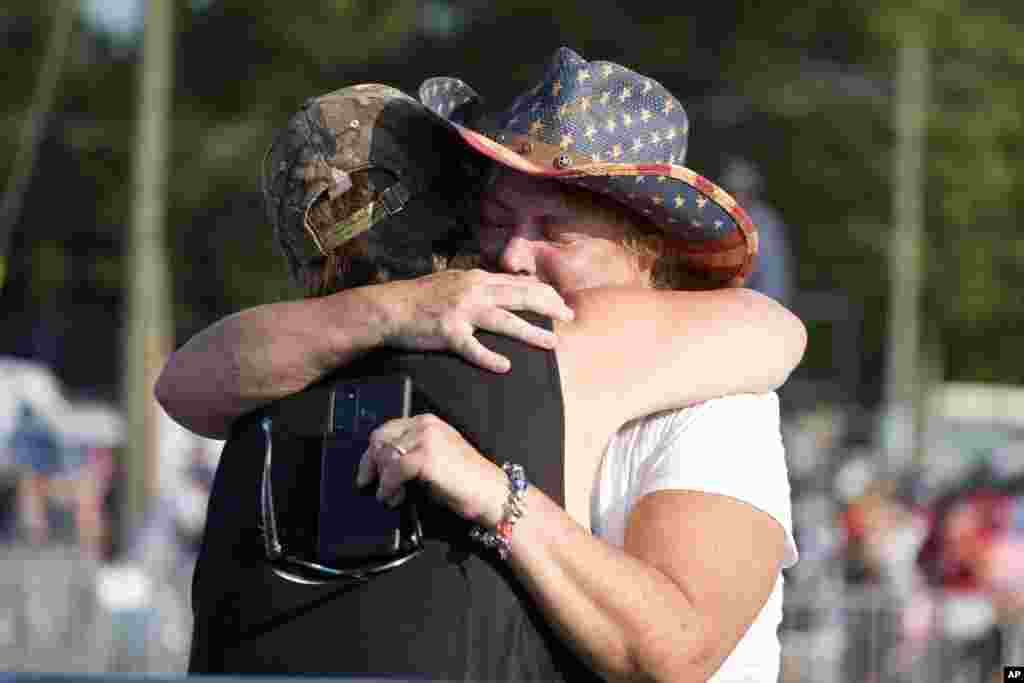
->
<box><xmin>469</xmin><ymin>462</ymin><xmax>528</xmax><ymax>560</ymax></box>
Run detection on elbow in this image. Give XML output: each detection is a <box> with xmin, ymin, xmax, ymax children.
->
<box><xmin>153</xmin><ymin>360</ymin><xmax>191</xmax><ymax>430</ymax></box>
<box><xmin>153</xmin><ymin>358</ymin><xmax>230</xmax><ymax>440</ymax></box>
<box><xmin>621</xmin><ymin>616</ymin><xmax>721</xmax><ymax>683</ymax></box>
<box><xmin>780</xmin><ymin>303</ymin><xmax>808</xmax><ymax>379</ymax></box>
<box><xmin>153</xmin><ymin>362</ymin><xmax>175</xmax><ymax>415</ymax></box>
<box><xmin>153</xmin><ymin>355</ymin><xmax>194</xmax><ymax>424</ymax></box>
<box><xmin>152</xmin><ymin>366</ymin><xmax>171</xmax><ymax>413</ymax></box>
<box><xmin>739</xmin><ymin>288</ymin><xmax>807</xmax><ymax>389</ymax></box>
<box><xmin>581</xmin><ymin>599</ymin><xmax>720</xmax><ymax>682</ymax></box>
<box><xmin>628</xmin><ymin>647</ymin><xmax>719</xmax><ymax>683</ymax></box>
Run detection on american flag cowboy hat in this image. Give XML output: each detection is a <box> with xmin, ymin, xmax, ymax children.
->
<box><xmin>419</xmin><ymin>47</ymin><xmax>759</xmax><ymax>288</ymax></box>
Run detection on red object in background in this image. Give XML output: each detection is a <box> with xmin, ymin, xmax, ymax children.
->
<box><xmin>841</xmin><ymin>504</ymin><xmax>867</xmax><ymax>543</ymax></box>
<box><xmin>917</xmin><ymin>489</ymin><xmax>1018</xmax><ymax>593</ymax></box>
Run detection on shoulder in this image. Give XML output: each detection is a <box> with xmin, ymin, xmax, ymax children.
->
<box><xmin>605</xmin><ymin>393</ymin><xmax>779</xmax><ymax>465</ymax></box>
<box><xmin>615</xmin><ymin>393</ymin><xmax>787</xmax><ymax>510</ymax></box>
<box><xmin>691</xmin><ymin>392</ymin><xmax>781</xmax><ymax>426</ymax></box>
<box><xmin>625</xmin><ymin>393</ymin><xmax>797</xmax><ymax>567</ymax></box>
<box><xmin>620</xmin><ymin>393</ymin><xmax>779</xmax><ymax>450</ymax></box>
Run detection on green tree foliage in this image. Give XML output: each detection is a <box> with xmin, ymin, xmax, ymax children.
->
<box><xmin>726</xmin><ymin>0</ymin><xmax>1024</xmax><ymax>385</ymax></box>
<box><xmin>1</xmin><ymin>0</ymin><xmax>1021</xmax><ymax>398</ymax></box>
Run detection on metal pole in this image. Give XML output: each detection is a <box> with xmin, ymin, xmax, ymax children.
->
<box><xmin>121</xmin><ymin>0</ymin><xmax>175</xmax><ymax>545</ymax></box>
<box><xmin>883</xmin><ymin>34</ymin><xmax>929</xmax><ymax>473</ymax></box>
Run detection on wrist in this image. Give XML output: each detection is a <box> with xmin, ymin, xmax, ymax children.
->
<box><xmin>477</xmin><ymin>461</ymin><xmax>512</xmax><ymax>529</ymax></box>
<box><xmin>359</xmin><ymin>280</ymin><xmax>406</xmax><ymax>348</ymax></box>
<box><xmin>469</xmin><ymin>462</ymin><xmax>529</xmax><ymax>561</ymax></box>
<box><xmin>322</xmin><ymin>284</ymin><xmax>393</xmax><ymax>359</ymax></box>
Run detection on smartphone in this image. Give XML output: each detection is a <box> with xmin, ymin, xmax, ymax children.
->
<box><xmin>317</xmin><ymin>374</ymin><xmax>420</xmax><ymax>565</ymax></box>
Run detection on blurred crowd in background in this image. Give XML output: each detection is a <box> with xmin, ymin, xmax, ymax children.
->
<box><xmin>2</xmin><ymin>157</ymin><xmax>1022</xmax><ymax>680</ymax></box>
<box><xmin>3</xmin><ymin>0</ymin><xmax>1023</xmax><ymax>680</ymax></box>
<box><xmin>6</xmin><ymin>352</ymin><xmax>1024</xmax><ymax>680</ymax></box>
<box><xmin>780</xmin><ymin>402</ymin><xmax>1024</xmax><ymax>683</ymax></box>
<box><xmin>0</xmin><ymin>354</ymin><xmax>223</xmax><ymax>672</ymax></box>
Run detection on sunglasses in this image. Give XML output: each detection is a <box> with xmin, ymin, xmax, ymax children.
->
<box><xmin>258</xmin><ymin>413</ymin><xmax>424</xmax><ymax>586</ymax></box>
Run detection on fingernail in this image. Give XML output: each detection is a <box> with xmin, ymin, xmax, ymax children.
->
<box><xmin>562</xmin><ymin>307</ymin><xmax>574</xmax><ymax>321</ymax></box>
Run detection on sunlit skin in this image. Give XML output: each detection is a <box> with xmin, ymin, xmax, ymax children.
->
<box><xmin>479</xmin><ymin>170</ymin><xmax>653</xmax><ymax>293</ymax></box>
<box><xmin>161</xmin><ymin>163</ymin><xmax>801</xmax><ymax>680</ymax></box>
<box><xmin>368</xmin><ymin>169</ymin><xmax>664</xmax><ymax>525</ymax></box>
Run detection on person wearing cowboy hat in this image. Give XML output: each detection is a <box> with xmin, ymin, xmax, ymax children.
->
<box><xmin>168</xmin><ymin>49</ymin><xmax>803</xmax><ymax>682</ymax></box>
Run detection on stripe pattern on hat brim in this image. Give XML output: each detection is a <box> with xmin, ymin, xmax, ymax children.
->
<box><xmin>449</xmin><ymin>123</ymin><xmax>756</xmax><ymax>287</ymax></box>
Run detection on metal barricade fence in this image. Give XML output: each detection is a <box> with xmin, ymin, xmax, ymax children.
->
<box><xmin>4</xmin><ymin>540</ymin><xmax>1022</xmax><ymax>680</ymax></box>
<box><xmin>781</xmin><ymin>582</ymin><xmax>1023</xmax><ymax>683</ymax></box>
<box><xmin>0</xmin><ymin>544</ymin><xmax>109</xmax><ymax>673</ymax></box>
<box><xmin>0</xmin><ymin>540</ymin><xmax>190</xmax><ymax>675</ymax></box>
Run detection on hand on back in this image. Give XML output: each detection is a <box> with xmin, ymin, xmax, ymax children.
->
<box><xmin>378</xmin><ymin>268</ymin><xmax>574</xmax><ymax>373</ymax></box>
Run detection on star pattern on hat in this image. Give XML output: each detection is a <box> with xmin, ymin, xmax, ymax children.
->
<box><xmin>462</xmin><ymin>52</ymin><xmax>691</xmax><ymax>185</ymax></box>
<box><xmin>418</xmin><ymin>47</ymin><xmax>759</xmax><ymax>284</ymax></box>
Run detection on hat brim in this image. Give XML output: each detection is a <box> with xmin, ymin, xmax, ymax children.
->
<box><xmin>445</xmin><ymin>121</ymin><xmax>757</xmax><ymax>287</ymax></box>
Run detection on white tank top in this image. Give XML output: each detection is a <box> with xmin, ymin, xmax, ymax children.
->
<box><xmin>591</xmin><ymin>392</ymin><xmax>798</xmax><ymax>682</ymax></box>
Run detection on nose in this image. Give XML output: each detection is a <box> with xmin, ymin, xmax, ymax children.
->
<box><xmin>498</xmin><ymin>236</ymin><xmax>537</xmax><ymax>277</ymax></box>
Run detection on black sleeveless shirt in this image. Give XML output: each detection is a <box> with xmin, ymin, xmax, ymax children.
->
<box><xmin>188</xmin><ymin>313</ymin><xmax>600</xmax><ymax>681</ymax></box>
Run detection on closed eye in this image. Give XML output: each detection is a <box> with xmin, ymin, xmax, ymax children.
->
<box><xmin>539</xmin><ymin>217</ymin><xmax>580</xmax><ymax>243</ymax></box>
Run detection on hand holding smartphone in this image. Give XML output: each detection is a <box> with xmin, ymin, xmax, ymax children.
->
<box><xmin>317</xmin><ymin>374</ymin><xmax>423</xmax><ymax>567</ymax></box>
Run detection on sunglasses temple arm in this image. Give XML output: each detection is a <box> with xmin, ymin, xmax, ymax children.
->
<box><xmin>260</xmin><ymin>416</ymin><xmax>284</xmax><ymax>560</ymax></box>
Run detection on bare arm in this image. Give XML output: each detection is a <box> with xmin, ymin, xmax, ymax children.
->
<box><xmin>557</xmin><ymin>285</ymin><xmax>806</xmax><ymax>423</ymax></box>
<box><xmin>504</xmin><ymin>486</ymin><xmax>785</xmax><ymax>681</ymax></box>
<box><xmin>362</xmin><ymin>396</ymin><xmax>789</xmax><ymax>682</ymax></box>
<box><xmin>156</xmin><ymin>277</ymin><xmax>802</xmax><ymax>440</ymax></box>
<box><xmin>154</xmin><ymin>290</ymin><xmax>383</xmax><ymax>439</ymax></box>
<box><xmin>155</xmin><ymin>270</ymin><xmax>573</xmax><ymax>438</ymax></box>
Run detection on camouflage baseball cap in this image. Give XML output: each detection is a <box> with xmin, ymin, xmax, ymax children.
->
<box><xmin>262</xmin><ymin>83</ymin><xmax>481</xmax><ymax>282</ymax></box>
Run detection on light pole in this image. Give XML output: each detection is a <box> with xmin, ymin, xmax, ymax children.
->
<box><xmin>883</xmin><ymin>32</ymin><xmax>930</xmax><ymax>473</ymax></box>
<box><xmin>122</xmin><ymin>0</ymin><xmax>175</xmax><ymax>544</ymax></box>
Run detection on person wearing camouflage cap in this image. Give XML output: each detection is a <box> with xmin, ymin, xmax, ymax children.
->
<box><xmin>262</xmin><ymin>83</ymin><xmax>482</xmax><ymax>292</ymax></box>
<box><xmin>164</xmin><ymin>59</ymin><xmax>804</xmax><ymax>681</ymax></box>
